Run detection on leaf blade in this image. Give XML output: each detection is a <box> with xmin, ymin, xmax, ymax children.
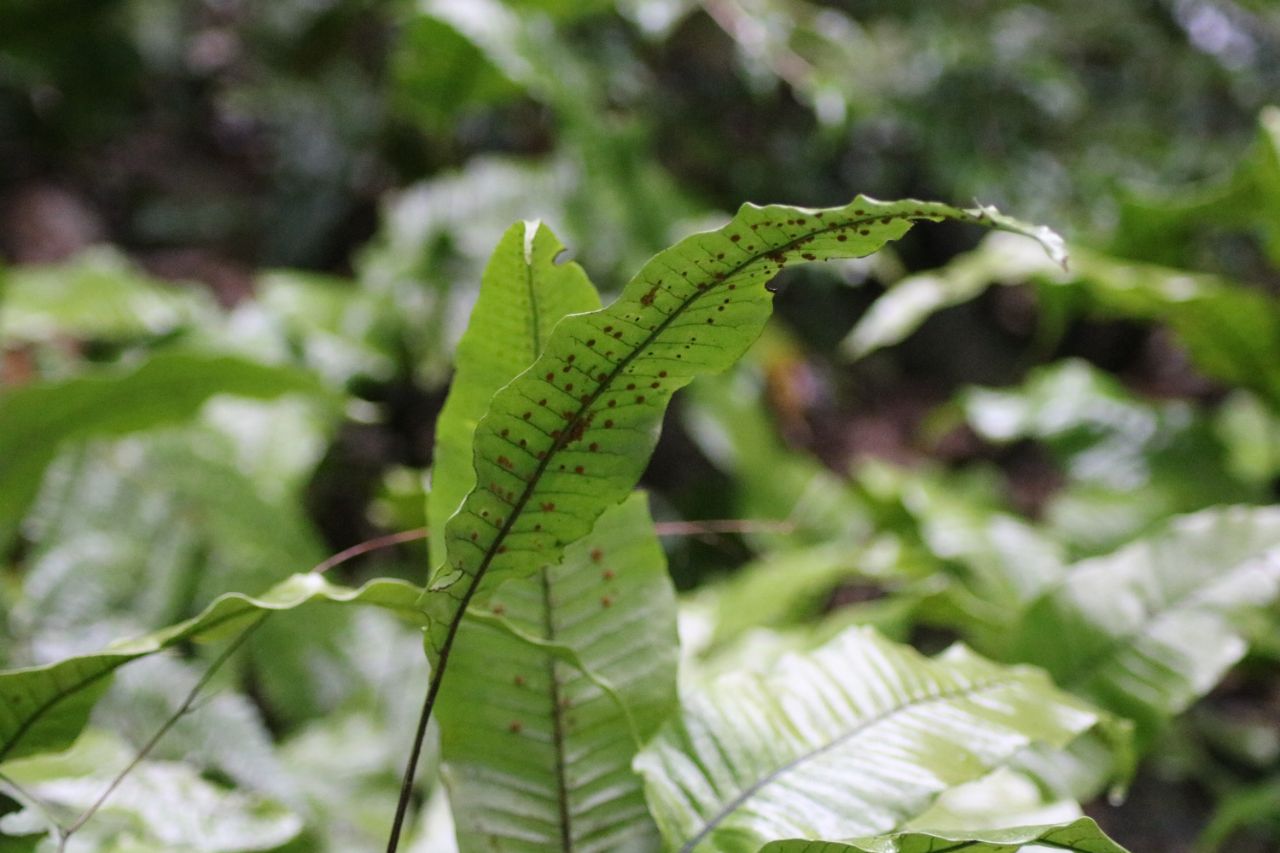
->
<box><xmin>634</xmin><ymin>627</ymin><xmax>1106</xmax><ymax>853</ymax></box>
<box><xmin>0</xmin><ymin>574</ymin><xmax>424</xmax><ymax>765</ymax></box>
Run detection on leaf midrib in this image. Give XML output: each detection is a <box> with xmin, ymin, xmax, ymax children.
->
<box><xmin>678</xmin><ymin>674</ymin><xmax>1019</xmax><ymax>853</ymax></box>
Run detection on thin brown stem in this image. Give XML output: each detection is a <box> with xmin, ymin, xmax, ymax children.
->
<box><xmin>59</xmin><ymin>614</ymin><xmax>269</xmax><ymax>850</ymax></box>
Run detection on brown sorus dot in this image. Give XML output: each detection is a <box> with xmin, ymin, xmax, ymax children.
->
<box><xmin>514</xmin><ymin>675</ymin><xmax>526</xmax><ymax>687</ymax></box>
<box><xmin>541</xmin><ymin>502</ymin><xmax>556</xmax><ymax>511</ymax></box>
<box><xmin>523</xmin><ymin>411</ymin><xmax>532</xmax><ymax>419</ymax></box>
<box><xmin>658</xmin><ymin>371</ymin><xmax>668</xmax><ymax>377</ymax></box>
<box><xmin>588</xmin><ymin>442</ymin><xmax>599</xmax><ymax>452</ymax></box>
<box><xmin>500</xmin><ymin>428</ymin><xmax>509</xmax><ymax>437</ymax></box>
<box><xmin>574</xmin><ymin>465</ymin><xmax>584</xmax><ymax>474</ymax></box>
<box><xmin>493</xmin><ymin>604</ymin><xmax>506</xmax><ymax>615</ymax></box>
<box><xmin>602</xmin><ymin>569</ymin><xmax>615</xmax><ymax>581</ymax></box>
<box><xmin>600</xmin><ymin>596</ymin><xmax>614</xmax><ymax>608</ymax></box>
<box><xmin>509</xmin><ymin>721</ymin><xmax>523</xmax><ymax>734</ymax></box>
<box><xmin>604</xmin><ymin>419</ymin><xmax>614</xmax><ymax>428</ymax></box>
<box><xmin>591</xmin><ymin>548</ymin><xmax>603</xmax><ymax>562</ymax></box>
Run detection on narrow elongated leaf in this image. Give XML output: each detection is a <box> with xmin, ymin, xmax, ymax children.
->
<box><xmin>428</xmin><ymin>219</ymin><xmax>600</xmax><ymax>570</ymax></box>
<box><xmin>634</xmin><ymin>626</ymin><xmax>1106</xmax><ymax>853</ymax></box>
<box><xmin>1008</xmin><ymin>505</ymin><xmax>1280</xmax><ymax>740</ymax></box>
<box><xmin>0</xmin><ymin>352</ymin><xmax>328</xmax><ymax>551</ymax></box>
<box><xmin>429</xmin><ymin>220</ymin><xmax>673</xmax><ymax>850</ymax></box>
<box><xmin>439</xmin><ymin>494</ymin><xmax>676</xmax><ymax>852</ymax></box>
<box><xmin>421</xmin><ymin>198</ymin><xmax>1063</xmax><ymax>689</ymax></box>
<box><xmin>759</xmin><ymin>817</ymin><xmax>1128</xmax><ymax>852</ymax></box>
<box><xmin>0</xmin><ymin>574</ymin><xmax>424</xmax><ymax>765</ymax></box>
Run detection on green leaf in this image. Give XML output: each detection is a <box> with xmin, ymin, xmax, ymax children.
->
<box><xmin>0</xmin><ymin>574</ymin><xmax>424</xmax><ymax>765</ymax></box>
<box><xmin>0</xmin><ymin>352</ymin><xmax>328</xmax><ymax>552</ymax></box>
<box><xmin>439</xmin><ymin>494</ymin><xmax>676</xmax><ymax>852</ymax></box>
<box><xmin>844</xmin><ymin>233</ymin><xmax>1280</xmax><ymax>407</ymax></box>
<box><xmin>634</xmin><ymin>626</ymin><xmax>1107</xmax><ymax>853</ymax></box>
<box><xmin>1008</xmin><ymin>505</ymin><xmax>1280</xmax><ymax>742</ymax></box>
<box><xmin>421</xmin><ymin>197</ymin><xmax>1064</xmax><ymax>691</ymax></box>
<box><xmin>429</xmin><ymin>220</ymin><xmax>672</xmax><ymax>850</ymax></box>
<box><xmin>1</xmin><ymin>730</ymin><xmax>302</xmax><ymax>851</ymax></box>
<box><xmin>428</xmin><ymin>219</ymin><xmax>601</xmax><ymax>571</ymax></box>
<box><xmin>758</xmin><ymin>817</ymin><xmax>1129</xmax><ymax>852</ymax></box>
<box><xmin>0</xmin><ymin>246</ymin><xmax>215</xmax><ymax>345</ymax></box>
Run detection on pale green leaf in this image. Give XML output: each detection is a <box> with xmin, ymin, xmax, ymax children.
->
<box><xmin>634</xmin><ymin>626</ymin><xmax>1106</xmax><ymax>853</ymax></box>
<box><xmin>1</xmin><ymin>731</ymin><xmax>301</xmax><ymax>852</ymax></box>
<box><xmin>0</xmin><ymin>247</ymin><xmax>215</xmax><ymax>345</ymax></box>
<box><xmin>0</xmin><ymin>574</ymin><xmax>424</xmax><ymax>765</ymax></box>
<box><xmin>844</xmin><ymin>232</ymin><xmax>1280</xmax><ymax>406</ymax></box>
<box><xmin>1008</xmin><ymin>505</ymin><xmax>1280</xmax><ymax>741</ymax></box>
<box><xmin>759</xmin><ymin>817</ymin><xmax>1128</xmax><ymax>852</ymax></box>
<box><xmin>0</xmin><ymin>352</ymin><xmax>328</xmax><ymax>552</ymax></box>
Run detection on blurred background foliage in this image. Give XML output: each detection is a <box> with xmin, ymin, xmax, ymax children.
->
<box><xmin>3</xmin><ymin>0</ymin><xmax>1280</xmax><ymax>850</ymax></box>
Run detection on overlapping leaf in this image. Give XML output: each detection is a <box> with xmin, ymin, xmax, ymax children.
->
<box><xmin>440</xmin><ymin>495</ymin><xmax>676</xmax><ymax>852</ymax></box>
<box><xmin>421</xmin><ymin>197</ymin><xmax>1064</xmax><ymax>688</ymax></box>
<box><xmin>634</xmin><ymin>626</ymin><xmax>1107</xmax><ymax>853</ymax></box>
<box><xmin>1008</xmin><ymin>505</ymin><xmax>1280</xmax><ymax>741</ymax></box>
<box><xmin>0</xmin><ymin>352</ymin><xmax>328</xmax><ymax>551</ymax></box>
<box><xmin>428</xmin><ymin>220</ymin><xmax>674</xmax><ymax>851</ymax></box>
<box><xmin>759</xmin><ymin>817</ymin><xmax>1128</xmax><ymax>852</ymax></box>
<box><xmin>0</xmin><ymin>574</ymin><xmax>424</xmax><ymax>765</ymax></box>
